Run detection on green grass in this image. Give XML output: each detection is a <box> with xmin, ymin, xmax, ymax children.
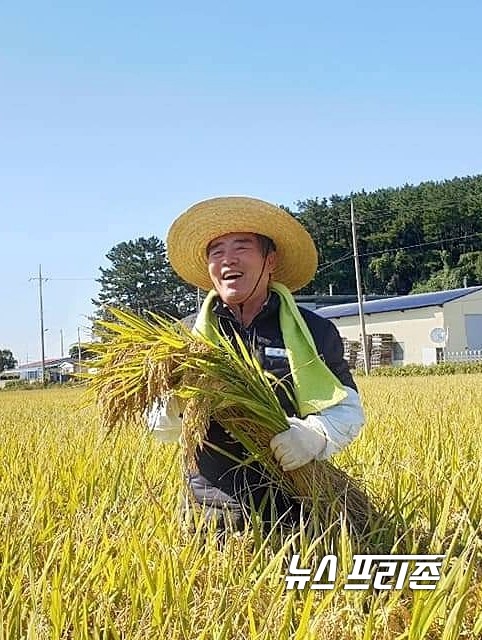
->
<box><xmin>0</xmin><ymin>377</ymin><xmax>481</xmax><ymax>639</ymax></box>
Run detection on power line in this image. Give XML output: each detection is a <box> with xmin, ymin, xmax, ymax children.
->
<box><xmin>318</xmin><ymin>251</ymin><xmax>354</xmax><ymax>273</ymax></box>
<box><xmin>359</xmin><ymin>231</ymin><xmax>482</xmax><ymax>259</ymax></box>
<box><xmin>317</xmin><ymin>231</ymin><xmax>482</xmax><ymax>275</ymax></box>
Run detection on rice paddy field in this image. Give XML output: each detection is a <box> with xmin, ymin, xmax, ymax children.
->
<box><xmin>1</xmin><ymin>374</ymin><xmax>481</xmax><ymax>639</ymax></box>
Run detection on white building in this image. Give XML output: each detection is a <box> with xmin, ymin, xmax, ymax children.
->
<box><xmin>8</xmin><ymin>357</ymin><xmax>76</xmax><ymax>383</ymax></box>
<box><xmin>317</xmin><ymin>286</ymin><xmax>482</xmax><ymax>365</ymax></box>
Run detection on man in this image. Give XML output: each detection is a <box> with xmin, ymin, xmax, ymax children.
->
<box><xmin>149</xmin><ymin>196</ymin><xmax>364</xmax><ymax>532</ymax></box>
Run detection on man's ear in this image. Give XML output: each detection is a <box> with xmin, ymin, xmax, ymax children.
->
<box><xmin>266</xmin><ymin>251</ymin><xmax>277</xmax><ymax>274</ymax></box>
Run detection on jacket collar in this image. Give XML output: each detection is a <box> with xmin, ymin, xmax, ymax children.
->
<box><xmin>211</xmin><ymin>291</ymin><xmax>280</xmax><ymax>326</ymax></box>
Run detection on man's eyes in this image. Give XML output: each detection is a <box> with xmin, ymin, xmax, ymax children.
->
<box><xmin>209</xmin><ymin>244</ymin><xmax>251</xmax><ymax>258</ymax></box>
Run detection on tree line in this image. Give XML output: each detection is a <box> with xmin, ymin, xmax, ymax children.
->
<box><xmin>6</xmin><ymin>175</ymin><xmax>477</xmax><ymax>370</ymax></box>
<box><xmin>93</xmin><ymin>174</ymin><xmax>482</xmax><ymax>319</ymax></box>
<box><xmin>294</xmin><ymin>174</ymin><xmax>482</xmax><ymax>296</ymax></box>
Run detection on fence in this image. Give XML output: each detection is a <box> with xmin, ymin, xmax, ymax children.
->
<box><xmin>439</xmin><ymin>349</ymin><xmax>482</xmax><ymax>363</ymax></box>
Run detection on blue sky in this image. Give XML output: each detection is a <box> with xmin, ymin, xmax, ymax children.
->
<box><xmin>1</xmin><ymin>0</ymin><xmax>481</xmax><ymax>363</ymax></box>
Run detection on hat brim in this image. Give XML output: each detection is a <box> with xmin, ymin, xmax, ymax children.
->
<box><xmin>167</xmin><ymin>196</ymin><xmax>318</xmax><ymax>292</ymax></box>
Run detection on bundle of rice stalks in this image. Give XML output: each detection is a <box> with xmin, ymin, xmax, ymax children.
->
<box><xmin>86</xmin><ymin>308</ymin><xmax>379</xmax><ymax>534</ymax></box>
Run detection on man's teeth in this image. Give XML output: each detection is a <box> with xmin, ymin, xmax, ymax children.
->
<box><xmin>223</xmin><ymin>273</ymin><xmax>242</xmax><ymax>280</ymax></box>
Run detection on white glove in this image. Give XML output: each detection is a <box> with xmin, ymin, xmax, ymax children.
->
<box><xmin>270</xmin><ymin>416</ymin><xmax>327</xmax><ymax>471</ymax></box>
<box><xmin>147</xmin><ymin>396</ymin><xmax>182</xmax><ymax>443</ymax></box>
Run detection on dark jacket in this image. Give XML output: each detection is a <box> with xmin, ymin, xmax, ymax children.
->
<box><xmin>188</xmin><ymin>292</ymin><xmax>356</xmax><ymax>528</ymax></box>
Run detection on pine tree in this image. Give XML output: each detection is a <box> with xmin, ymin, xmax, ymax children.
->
<box><xmin>93</xmin><ymin>236</ymin><xmax>198</xmax><ymax>320</ymax></box>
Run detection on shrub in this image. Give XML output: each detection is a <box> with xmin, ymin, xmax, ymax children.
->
<box><xmin>357</xmin><ymin>361</ymin><xmax>482</xmax><ymax>376</ymax></box>
<box><xmin>2</xmin><ymin>380</ymin><xmax>53</xmax><ymax>391</ymax></box>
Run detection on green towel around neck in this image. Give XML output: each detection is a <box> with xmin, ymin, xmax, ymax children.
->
<box><xmin>193</xmin><ymin>281</ymin><xmax>347</xmax><ymax>416</ymax></box>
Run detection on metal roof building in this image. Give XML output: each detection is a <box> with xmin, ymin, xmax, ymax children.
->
<box><xmin>316</xmin><ymin>286</ymin><xmax>482</xmax><ymax>366</ymax></box>
<box><xmin>8</xmin><ymin>357</ymin><xmax>76</xmax><ymax>383</ymax></box>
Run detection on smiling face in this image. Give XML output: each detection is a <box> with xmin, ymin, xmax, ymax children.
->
<box><xmin>207</xmin><ymin>232</ymin><xmax>277</xmax><ymax>309</ymax></box>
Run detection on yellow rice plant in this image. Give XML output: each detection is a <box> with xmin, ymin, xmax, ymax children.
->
<box><xmin>1</xmin><ymin>377</ymin><xmax>482</xmax><ymax>638</ymax></box>
<box><xmin>85</xmin><ymin>307</ymin><xmax>379</xmax><ymax>534</ymax></box>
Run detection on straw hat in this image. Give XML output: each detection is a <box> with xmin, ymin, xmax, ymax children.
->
<box><xmin>167</xmin><ymin>196</ymin><xmax>318</xmax><ymax>292</ymax></box>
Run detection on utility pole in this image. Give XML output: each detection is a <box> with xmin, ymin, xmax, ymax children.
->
<box><xmin>59</xmin><ymin>329</ymin><xmax>64</xmax><ymax>384</ymax></box>
<box><xmin>77</xmin><ymin>327</ymin><xmax>82</xmax><ymax>373</ymax></box>
<box><xmin>350</xmin><ymin>199</ymin><xmax>370</xmax><ymax>375</ymax></box>
<box><xmin>29</xmin><ymin>265</ymin><xmax>47</xmax><ymax>385</ymax></box>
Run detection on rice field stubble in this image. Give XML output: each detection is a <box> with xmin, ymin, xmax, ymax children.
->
<box><xmin>0</xmin><ymin>375</ymin><xmax>481</xmax><ymax>639</ymax></box>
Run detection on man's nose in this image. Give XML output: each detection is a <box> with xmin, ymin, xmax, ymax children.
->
<box><xmin>222</xmin><ymin>251</ymin><xmax>239</xmax><ymax>265</ymax></box>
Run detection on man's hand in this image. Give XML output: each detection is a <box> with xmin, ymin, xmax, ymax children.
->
<box><xmin>270</xmin><ymin>416</ymin><xmax>327</xmax><ymax>471</ymax></box>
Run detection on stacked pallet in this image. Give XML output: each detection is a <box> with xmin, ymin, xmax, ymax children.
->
<box><xmin>342</xmin><ymin>337</ymin><xmax>360</xmax><ymax>369</ymax></box>
<box><xmin>369</xmin><ymin>333</ymin><xmax>393</xmax><ymax>368</ymax></box>
<box><xmin>355</xmin><ymin>335</ymin><xmax>372</xmax><ymax>370</ymax></box>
